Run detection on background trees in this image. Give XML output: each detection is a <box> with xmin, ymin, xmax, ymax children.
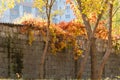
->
<box><xmin>67</xmin><ymin>0</ymin><xmax>118</xmax><ymax>79</ymax></box>
<box><xmin>0</xmin><ymin>0</ymin><xmax>23</xmax><ymax>16</ymax></box>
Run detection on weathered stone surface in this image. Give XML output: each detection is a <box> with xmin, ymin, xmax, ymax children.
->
<box><xmin>0</xmin><ymin>23</ymin><xmax>120</xmax><ymax>79</ymax></box>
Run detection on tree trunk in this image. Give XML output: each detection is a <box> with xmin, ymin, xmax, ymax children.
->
<box><xmin>97</xmin><ymin>2</ymin><xmax>113</xmax><ymax>79</ymax></box>
<box><xmin>97</xmin><ymin>49</ymin><xmax>111</xmax><ymax>79</ymax></box>
<box><xmin>39</xmin><ymin>21</ymin><xmax>50</xmax><ymax>78</ymax></box>
<box><xmin>39</xmin><ymin>9</ymin><xmax>50</xmax><ymax>78</ymax></box>
<box><xmin>39</xmin><ymin>39</ymin><xmax>49</xmax><ymax>78</ymax></box>
<box><xmin>90</xmin><ymin>37</ymin><xmax>97</xmax><ymax>80</ymax></box>
<box><xmin>39</xmin><ymin>0</ymin><xmax>54</xmax><ymax>78</ymax></box>
<box><xmin>77</xmin><ymin>40</ymin><xmax>91</xmax><ymax>79</ymax></box>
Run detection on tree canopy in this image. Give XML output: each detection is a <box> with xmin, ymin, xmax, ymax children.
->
<box><xmin>0</xmin><ymin>0</ymin><xmax>23</xmax><ymax>16</ymax></box>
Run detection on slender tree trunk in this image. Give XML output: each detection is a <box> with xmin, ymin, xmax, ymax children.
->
<box><xmin>97</xmin><ymin>2</ymin><xmax>113</xmax><ymax>79</ymax></box>
<box><xmin>39</xmin><ymin>0</ymin><xmax>55</xmax><ymax>78</ymax></box>
<box><xmin>97</xmin><ymin>49</ymin><xmax>111</xmax><ymax>79</ymax></box>
<box><xmin>77</xmin><ymin>40</ymin><xmax>91</xmax><ymax>79</ymax></box>
<box><xmin>40</xmin><ymin>20</ymin><xmax>50</xmax><ymax>78</ymax></box>
<box><xmin>90</xmin><ymin>37</ymin><xmax>97</xmax><ymax>80</ymax></box>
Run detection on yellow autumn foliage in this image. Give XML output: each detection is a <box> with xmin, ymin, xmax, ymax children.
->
<box><xmin>28</xmin><ymin>30</ymin><xmax>34</xmax><ymax>46</ymax></box>
<box><xmin>0</xmin><ymin>0</ymin><xmax>24</xmax><ymax>16</ymax></box>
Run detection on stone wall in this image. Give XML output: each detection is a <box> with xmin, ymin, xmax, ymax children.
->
<box><xmin>0</xmin><ymin>23</ymin><xmax>120</xmax><ymax>79</ymax></box>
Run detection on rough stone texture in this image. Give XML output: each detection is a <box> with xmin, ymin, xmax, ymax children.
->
<box><xmin>0</xmin><ymin>23</ymin><xmax>120</xmax><ymax>79</ymax></box>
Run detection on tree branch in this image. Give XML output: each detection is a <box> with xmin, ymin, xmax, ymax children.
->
<box><xmin>76</xmin><ymin>0</ymin><xmax>92</xmax><ymax>39</ymax></box>
<box><xmin>97</xmin><ymin>1</ymin><xmax>113</xmax><ymax>79</ymax></box>
<box><xmin>93</xmin><ymin>0</ymin><xmax>108</xmax><ymax>35</ymax></box>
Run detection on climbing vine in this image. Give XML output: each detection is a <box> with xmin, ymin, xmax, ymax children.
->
<box><xmin>20</xmin><ymin>19</ymin><xmax>87</xmax><ymax>59</ymax></box>
<box><xmin>19</xmin><ymin>16</ymin><xmax>111</xmax><ymax>60</ymax></box>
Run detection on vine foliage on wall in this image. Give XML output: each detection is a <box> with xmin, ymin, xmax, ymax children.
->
<box><xmin>20</xmin><ymin>17</ymin><xmax>109</xmax><ymax>59</ymax></box>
